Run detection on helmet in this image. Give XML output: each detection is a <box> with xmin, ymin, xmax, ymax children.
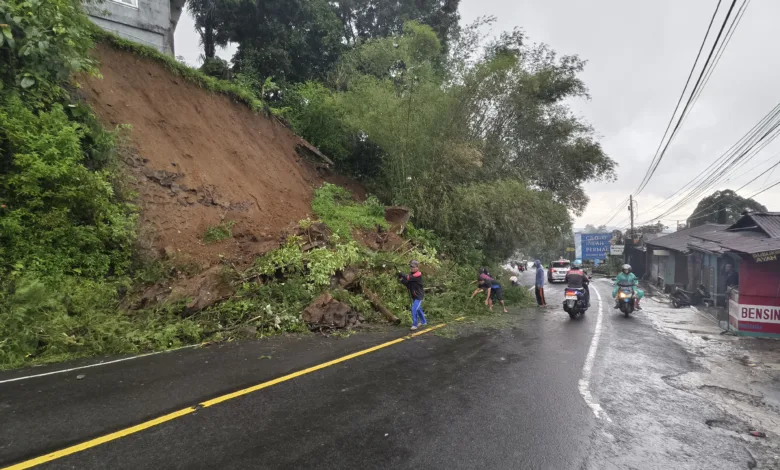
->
<box><xmin>479</xmin><ymin>267</ymin><xmax>487</xmax><ymax>274</ymax></box>
<box><xmin>572</xmin><ymin>260</ymin><xmax>583</xmax><ymax>269</ymax></box>
<box><xmin>622</xmin><ymin>264</ymin><xmax>632</xmax><ymax>272</ymax></box>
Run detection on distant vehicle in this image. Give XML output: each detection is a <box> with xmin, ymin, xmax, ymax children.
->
<box><xmin>547</xmin><ymin>259</ymin><xmax>571</xmax><ymax>283</ymax></box>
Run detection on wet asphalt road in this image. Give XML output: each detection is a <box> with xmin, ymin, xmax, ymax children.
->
<box><xmin>1</xmin><ymin>274</ymin><xmax>764</xmax><ymax>469</ymax></box>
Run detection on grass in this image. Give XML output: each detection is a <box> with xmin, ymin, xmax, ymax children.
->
<box><xmin>203</xmin><ymin>221</ymin><xmax>235</xmax><ymax>244</ymax></box>
<box><xmin>311</xmin><ymin>183</ymin><xmax>388</xmax><ymax>240</ymax></box>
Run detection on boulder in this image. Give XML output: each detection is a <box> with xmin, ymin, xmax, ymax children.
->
<box><xmin>302</xmin><ymin>293</ymin><xmax>363</xmax><ymax>330</ymax></box>
<box><xmin>337</xmin><ymin>267</ymin><xmax>361</xmax><ymax>289</ymax></box>
<box><xmin>384</xmin><ymin>206</ymin><xmax>411</xmax><ymax>234</ymax></box>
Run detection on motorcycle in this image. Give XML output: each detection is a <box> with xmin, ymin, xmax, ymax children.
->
<box><xmin>563</xmin><ymin>287</ymin><xmax>588</xmax><ymax>320</ymax></box>
<box><xmin>671</xmin><ymin>284</ymin><xmax>713</xmax><ymax>308</ymax></box>
<box><xmin>615</xmin><ymin>282</ymin><xmax>636</xmax><ymax>317</ymax></box>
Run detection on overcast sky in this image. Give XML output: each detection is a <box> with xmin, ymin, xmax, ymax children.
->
<box><xmin>174</xmin><ymin>0</ymin><xmax>780</xmax><ymax>230</ymax></box>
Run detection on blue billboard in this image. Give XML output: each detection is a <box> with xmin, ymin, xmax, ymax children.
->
<box><xmin>575</xmin><ymin>233</ymin><xmax>613</xmax><ymax>261</ymax></box>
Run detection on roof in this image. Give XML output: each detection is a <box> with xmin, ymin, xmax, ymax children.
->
<box><xmin>695</xmin><ymin>228</ymin><xmax>780</xmax><ymax>255</ymax></box>
<box><xmin>645</xmin><ymin>224</ymin><xmax>728</xmax><ymax>253</ymax></box>
<box><xmin>749</xmin><ymin>212</ymin><xmax>780</xmax><ymax>238</ymax></box>
<box><xmin>687</xmin><ymin>238</ymin><xmax>727</xmax><ymax>254</ymax></box>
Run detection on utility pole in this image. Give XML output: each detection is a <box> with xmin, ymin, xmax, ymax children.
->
<box><xmin>629</xmin><ymin>195</ymin><xmax>635</xmax><ymax>241</ymax></box>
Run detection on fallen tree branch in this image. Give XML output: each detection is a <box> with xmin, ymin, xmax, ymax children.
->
<box><xmin>361</xmin><ymin>286</ymin><xmax>401</xmax><ymax>325</ymax></box>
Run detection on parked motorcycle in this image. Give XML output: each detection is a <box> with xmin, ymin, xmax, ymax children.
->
<box><xmin>671</xmin><ymin>284</ymin><xmax>713</xmax><ymax>308</ymax></box>
<box><xmin>615</xmin><ymin>282</ymin><xmax>636</xmax><ymax>317</ymax></box>
<box><xmin>563</xmin><ymin>287</ymin><xmax>588</xmax><ymax>320</ymax></box>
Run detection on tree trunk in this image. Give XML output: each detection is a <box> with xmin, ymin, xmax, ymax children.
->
<box><xmin>361</xmin><ymin>286</ymin><xmax>401</xmax><ymax>325</ymax></box>
<box><xmin>203</xmin><ymin>15</ymin><xmax>216</xmax><ymax>59</ymax></box>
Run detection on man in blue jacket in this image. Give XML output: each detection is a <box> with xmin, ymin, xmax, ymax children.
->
<box><xmin>534</xmin><ymin>260</ymin><xmax>546</xmax><ymax>307</ymax></box>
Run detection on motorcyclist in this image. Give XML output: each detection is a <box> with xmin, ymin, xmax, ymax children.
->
<box><xmin>565</xmin><ymin>260</ymin><xmax>590</xmax><ymax>307</ymax></box>
<box><xmin>612</xmin><ymin>264</ymin><xmax>644</xmax><ymax>310</ymax></box>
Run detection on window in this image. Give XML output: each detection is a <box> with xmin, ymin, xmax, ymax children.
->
<box><xmin>110</xmin><ymin>0</ymin><xmax>139</xmax><ymax>8</ymax></box>
<box><xmin>552</xmin><ymin>261</ymin><xmax>570</xmax><ymax>269</ymax></box>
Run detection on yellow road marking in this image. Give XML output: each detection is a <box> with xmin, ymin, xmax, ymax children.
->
<box><xmin>3</xmin><ymin>318</ymin><xmax>464</xmax><ymax>470</ymax></box>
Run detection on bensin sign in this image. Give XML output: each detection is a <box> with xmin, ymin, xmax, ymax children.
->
<box><xmin>729</xmin><ymin>302</ymin><xmax>780</xmax><ymax>335</ymax></box>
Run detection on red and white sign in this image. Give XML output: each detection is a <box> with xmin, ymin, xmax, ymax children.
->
<box><xmin>729</xmin><ymin>301</ymin><xmax>780</xmax><ymax>335</ymax></box>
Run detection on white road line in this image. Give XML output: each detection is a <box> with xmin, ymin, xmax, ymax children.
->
<box><xmin>578</xmin><ymin>286</ymin><xmax>611</xmax><ymax>422</ymax></box>
<box><xmin>0</xmin><ymin>344</ymin><xmax>201</xmax><ymax>385</ymax></box>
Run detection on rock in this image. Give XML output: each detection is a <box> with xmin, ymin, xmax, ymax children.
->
<box><xmin>168</xmin><ymin>265</ymin><xmax>235</xmax><ymax>316</ymax></box>
<box><xmin>302</xmin><ymin>293</ymin><xmax>361</xmax><ymax>330</ymax></box>
<box><xmin>338</xmin><ymin>267</ymin><xmax>361</xmax><ymax>289</ymax></box>
<box><xmin>76</xmin><ymin>374</ymin><xmax>86</xmax><ymax>380</ymax></box>
<box><xmin>385</xmin><ymin>206</ymin><xmax>411</xmax><ymax>234</ymax></box>
<box><xmin>240</xmin><ymin>326</ymin><xmax>258</xmax><ymax>337</ymax></box>
<box><xmin>162</xmin><ymin>246</ymin><xmax>177</xmax><ymax>260</ymax></box>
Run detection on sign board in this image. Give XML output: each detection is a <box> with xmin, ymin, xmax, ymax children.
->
<box><xmin>728</xmin><ymin>302</ymin><xmax>780</xmax><ymax>335</ymax></box>
<box><xmin>566</xmin><ymin>247</ymin><xmax>575</xmax><ymax>253</ymax></box>
<box><xmin>610</xmin><ymin>245</ymin><xmax>625</xmax><ymax>256</ymax></box>
<box><xmin>752</xmin><ymin>249</ymin><xmax>780</xmax><ymax>263</ymax></box>
<box><xmin>578</xmin><ymin>233</ymin><xmax>613</xmax><ymax>261</ymax></box>
<box><xmin>653</xmin><ymin>250</ymin><xmax>670</xmax><ymax>256</ymax></box>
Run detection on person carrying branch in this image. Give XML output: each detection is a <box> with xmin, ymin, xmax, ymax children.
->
<box><xmin>398</xmin><ymin>260</ymin><xmax>427</xmax><ymax>330</ymax></box>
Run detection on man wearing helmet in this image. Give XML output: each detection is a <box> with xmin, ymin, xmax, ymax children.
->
<box><xmin>565</xmin><ymin>260</ymin><xmax>590</xmax><ymax>307</ymax></box>
<box><xmin>613</xmin><ymin>264</ymin><xmax>644</xmax><ymax>310</ymax></box>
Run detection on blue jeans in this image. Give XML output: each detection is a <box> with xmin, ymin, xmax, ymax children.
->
<box><xmin>411</xmin><ymin>299</ymin><xmax>427</xmax><ymax>326</ymax></box>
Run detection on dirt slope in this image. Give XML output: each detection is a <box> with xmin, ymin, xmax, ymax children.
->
<box><xmin>83</xmin><ymin>44</ymin><xmax>329</xmax><ymax>267</ymax></box>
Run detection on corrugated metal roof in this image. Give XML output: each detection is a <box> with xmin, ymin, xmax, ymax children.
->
<box><xmin>645</xmin><ymin>224</ymin><xmax>728</xmax><ymax>253</ymax></box>
<box><xmin>695</xmin><ymin>229</ymin><xmax>780</xmax><ymax>255</ymax></box>
<box><xmin>687</xmin><ymin>238</ymin><xmax>726</xmax><ymax>254</ymax></box>
<box><xmin>752</xmin><ymin>213</ymin><xmax>780</xmax><ymax>238</ymax></box>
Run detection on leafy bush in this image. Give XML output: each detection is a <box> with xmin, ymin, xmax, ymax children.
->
<box><xmin>203</xmin><ymin>220</ymin><xmax>235</xmax><ymax>244</ymax></box>
<box><xmin>253</xmin><ymin>237</ymin><xmax>361</xmax><ymax>287</ymax></box>
<box><xmin>311</xmin><ymin>183</ymin><xmax>388</xmax><ymax>239</ymax></box>
<box><xmin>200</xmin><ymin>57</ymin><xmax>231</xmax><ymax>80</ymax></box>
<box><xmin>0</xmin><ymin>94</ymin><xmax>136</xmax><ymax>279</ymax></box>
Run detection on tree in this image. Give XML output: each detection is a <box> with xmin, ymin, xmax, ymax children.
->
<box><xmin>582</xmin><ymin>224</ymin><xmax>607</xmax><ymax>233</ymax></box>
<box><xmin>330</xmin><ymin>0</ymin><xmax>461</xmax><ymax>46</ymax></box>
<box><xmin>687</xmin><ymin>190</ymin><xmax>767</xmax><ymax>228</ymax></box>
<box><xmin>221</xmin><ymin>0</ymin><xmax>345</xmax><ymax>84</ymax></box>
<box><xmin>187</xmin><ymin>0</ymin><xmax>232</xmax><ymax>60</ymax></box>
<box><xmin>635</xmin><ymin>222</ymin><xmax>666</xmax><ymax>234</ymax></box>
<box><xmin>284</xmin><ymin>21</ymin><xmax>614</xmax><ymax>260</ymax></box>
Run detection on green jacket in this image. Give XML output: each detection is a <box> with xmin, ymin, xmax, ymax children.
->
<box><xmin>615</xmin><ymin>272</ymin><xmax>638</xmax><ymax>286</ymax></box>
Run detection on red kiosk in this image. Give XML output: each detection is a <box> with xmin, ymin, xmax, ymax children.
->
<box><xmin>694</xmin><ymin>212</ymin><xmax>780</xmax><ymax>337</ymax></box>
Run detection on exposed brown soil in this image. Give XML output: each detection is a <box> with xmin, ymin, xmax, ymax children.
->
<box><xmin>82</xmin><ymin>44</ymin><xmax>351</xmax><ymax>268</ymax></box>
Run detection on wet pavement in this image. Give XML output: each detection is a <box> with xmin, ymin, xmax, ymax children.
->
<box><xmin>2</xmin><ymin>273</ymin><xmax>779</xmax><ymax>469</ymax></box>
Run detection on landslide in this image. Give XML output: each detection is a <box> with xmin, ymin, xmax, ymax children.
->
<box><xmin>81</xmin><ymin>44</ymin><xmax>332</xmax><ymax>268</ymax></box>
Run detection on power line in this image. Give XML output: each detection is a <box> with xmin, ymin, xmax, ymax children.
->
<box><xmin>636</xmin><ymin>102</ymin><xmax>780</xmax><ymax>224</ymax></box>
<box><xmin>635</xmin><ymin>0</ymin><xmax>740</xmax><ymax>196</ymax></box>
<box><xmin>681</xmin><ymin>0</ymin><xmax>751</xmax><ymax>128</ymax></box>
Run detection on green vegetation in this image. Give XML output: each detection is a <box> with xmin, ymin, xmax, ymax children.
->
<box><xmin>0</xmin><ymin>0</ymin><xmax>596</xmax><ymax>369</ymax></box>
<box><xmin>312</xmin><ymin>183</ymin><xmax>388</xmax><ymax>239</ymax></box>
<box><xmin>203</xmin><ymin>220</ymin><xmax>235</xmax><ymax>244</ymax></box>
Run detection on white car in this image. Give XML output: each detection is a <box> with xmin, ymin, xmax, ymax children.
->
<box><xmin>548</xmin><ymin>260</ymin><xmax>571</xmax><ymax>283</ymax></box>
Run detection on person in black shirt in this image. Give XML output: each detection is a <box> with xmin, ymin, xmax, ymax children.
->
<box><xmin>399</xmin><ymin>260</ymin><xmax>426</xmax><ymax>330</ymax></box>
<box><xmin>565</xmin><ymin>261</ymin><xmax>590</xmax><ymax>307</ymax></box>
<box><xmin>723</xmin><ymin>263</ymin><xmax>739</xmax><ymax>288</ymax></box>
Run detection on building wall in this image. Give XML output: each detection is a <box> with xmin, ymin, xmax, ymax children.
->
<box><xmin>738</xmin><ymin>257</ymin><xmax>780</xmax><ymax>307</ymax></box>
<box><xmin>87</xmin><ymin>0</ymin><xmax>172</xmax><ymax>54</ymax></box>
<box><xmin>674</xmin><ymin>252</ymin><xmax>688</xmax><ymax>287</ymax></box>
